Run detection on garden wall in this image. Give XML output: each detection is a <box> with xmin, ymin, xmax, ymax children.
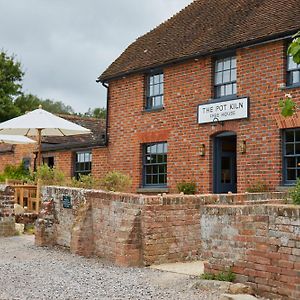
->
<box><xmin>35</xmin><ymin>186</ymin><xmax>299</xmax><ymax>299</ymax></box>
<box><xmin>0</xmin><ymin>185</ymin><xmax>15</xmax><ymax>236</ymax></box>
<box><xmin>202</xmin><ymin>204</ymin><xmax>300</xmax><ymax>300</ymax></box>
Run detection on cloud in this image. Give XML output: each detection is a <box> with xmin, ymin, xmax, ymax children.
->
<box><xmin>0</xmin><ymin>0</ymin><xmax>192</xmax><ymax>112</ymax></box>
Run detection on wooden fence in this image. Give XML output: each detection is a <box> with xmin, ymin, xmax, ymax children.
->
<box><xmin>6</xmin><ymin>179</ymin><xmax>41</xmax><ymax>213</ymax></box>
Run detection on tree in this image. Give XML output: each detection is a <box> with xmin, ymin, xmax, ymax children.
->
<box><xmin>0</xmin><ymin>52</ymin><xmax>24</xmax><ymax>121</ymax></box>
<box><xmin>279</xmin><ymin>32</ymin><xmax>300</xmax><ymax>117</ymax></box>
<box><xmin>288</xmin><ymin>31</ymin><xmax>300</xmax><ymax>64</ymax></box>
<box><xmin>82</xmin><ymin>107</ymin><xmax>106</xmax><ymax>119</ymax></box>
<box><xmin>14</xmin><ymin>94</ymin><xmax>75</xmax><ymax>115</ymax></box>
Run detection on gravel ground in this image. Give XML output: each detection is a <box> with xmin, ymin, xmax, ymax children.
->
<box><xmin>0</xmin><ymin>235</ymin><xmax>223</xmax><ymax>300</ymax></box>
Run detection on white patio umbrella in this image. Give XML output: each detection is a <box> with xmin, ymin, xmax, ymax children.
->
<box><xmin>0</xmin><ymin>135</ymin><xmax>36</xmax><ymax>144</ymax></box>
<box><xmin>0</xmin><ymin>107</ymin><xmax>91</xmax><ymax>166</ymax></box>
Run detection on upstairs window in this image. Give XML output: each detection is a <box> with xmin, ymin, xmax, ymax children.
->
<box><xmin>146</xmin><ymin>71</ymin><xmax>164</xmax><ymax>110</ymax></box>
<box><xmin>74</xmin><ymin>151</ymin><xmax>92</xmax><ymax>179</ymax></box>
<box><xmin>287</xmin><ymin>54</ymin><xmax>300</xmax><ymax>86</ymax></box>
<box><xmin>143</xmin><ymin>142</ymin><xmax>167</xmax><ymax>187</ymax></box>
<box><xmin>283</xmin><ymin>128</ymin><xmax>300</xmax><ymax>184</ymax></box>
<box><xmin>214</xmin><ymin>56</ymin><xmax>237</xmax><ymax>98</ymax></box>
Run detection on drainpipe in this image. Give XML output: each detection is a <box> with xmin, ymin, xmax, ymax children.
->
<box><xmin>102</xmin><ymin>81</ymin><xmax>109</xmax><ymax>146</ymax></box>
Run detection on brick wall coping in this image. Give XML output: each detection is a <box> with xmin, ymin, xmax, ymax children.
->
<box><xmin>43</xmin><ymin>186</ymin><xmax>288</xmax><ymax>206</ymax></box>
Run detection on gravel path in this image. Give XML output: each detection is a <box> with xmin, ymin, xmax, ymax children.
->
<box><xmin>0</xmin><ymin>235</ymin><xmax>222</xmax><ymax>300</ymax></box>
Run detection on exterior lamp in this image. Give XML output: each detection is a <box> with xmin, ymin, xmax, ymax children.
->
<box><xmin>200</xmin><ymin>143</ymin><xmax>205</xmax><ymax>156</ymax></box>
<box><xmin>239</xmin><ymin>140</ymin><xmax>246</xmax><ymax>154</ymax></box>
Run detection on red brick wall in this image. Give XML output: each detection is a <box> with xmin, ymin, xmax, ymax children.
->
<box><xmin>0</xmin><ymin>144</ymin><xmax>36</xmax><ymax>173</ymax></box>
<box><xmin>202</xmin><ymin>204</ymin><xmax>300</xmax><ymax>300</ymax></box>
<box><xmin>105</xmin><ymin>40</ymin><xmax>300</xmax><ymax>193</ymax></box>
<box><xmin>91</xmin><ymin>147</ymin><xmax>108</xmax><ymax>179</ymax></box>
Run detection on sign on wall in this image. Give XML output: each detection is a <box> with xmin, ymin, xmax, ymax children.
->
<box><xmin>62</xmin><ymin>195</ymin><xmax>72</xmax><ymax>209</ymax></box>
<box><xmin>198</xmin><ymin>97</ymin><xmax>249</xmax><ymax>124</ymax></box>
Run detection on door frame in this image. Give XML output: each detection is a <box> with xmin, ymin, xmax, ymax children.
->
<box><xmin>213</xmin><ymin>132</ymin><xmax>237</xmax><ymax>194</ymax></box>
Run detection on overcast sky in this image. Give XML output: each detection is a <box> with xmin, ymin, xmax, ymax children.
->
<box><xmin>0</xmin><ymin>0</ymin><xmax>192</xmax><ymax>113</ymax></box>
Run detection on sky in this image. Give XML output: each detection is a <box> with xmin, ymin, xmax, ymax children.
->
<box><xmin>0</xmin><ymin>0</ymin><xmax>192</xmax><ymax>113</ymax></box>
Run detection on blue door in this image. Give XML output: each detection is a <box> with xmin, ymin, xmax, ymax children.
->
<box><xmin>214</xmin><ymin>134</ymin><xmax>237</xmax><ymax>193</ymax></box>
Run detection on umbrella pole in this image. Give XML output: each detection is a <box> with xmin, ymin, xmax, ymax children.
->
<box><xmin>37</xmin><ymin>129</ymin><xmax>42</xmax><ymax>168</ymax></box>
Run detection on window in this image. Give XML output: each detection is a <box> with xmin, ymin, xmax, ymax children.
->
<box><xmin>74</xmin><ymin>151</ymin><xmax>92</xmax><ymax>179</ymax></box>
<box><xmin>43</xmin><ymin>156</ymin><xmax>54</xmax><ymax>168</ymax></box>
<box><xmin>146</xmin><ymin>72</ymin><xmax>164</xmax><ymax>109</ymax></box>
<box><xmin>283</xmin><ymin>128</ymin><xmax>300</xmax><ymax>184</ymax></box>
<box><xmin>214</xmin><ymin>56</ymin><xmax>237</xmax><ymax>98</ymax></box>
<box><xmin>143</xmin><ymin>142</ymin><xmax>167</xmax><ymax>186</ymax></box>
<box><xmin>22</xmin><ymin>157</ymin><xmax>31</xmax><ymax>170</ymax></box>
<box><xmin>287</xmin><ymin>54</ymin><xmax>300</xmax><ymax>86</ymax></box>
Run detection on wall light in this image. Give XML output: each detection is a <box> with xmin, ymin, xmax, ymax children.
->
<box><xmin>239</xmin><ymin>140</ymin><xmax>246</xmax><ymax>154</ymax></box>
<box><xmin>211</xmin><ymin>117</ymin><xmax>224</xmax><ymax>129</ymax></box>
<box><xmin>200</xmin><ymin>143</ymin><xmax>205</xmax><ymax>156</ymax></box>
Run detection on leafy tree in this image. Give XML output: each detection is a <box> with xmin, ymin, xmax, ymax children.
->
<box><xmin>14</xmin><ymin>94</ymin><xmax>75</xmax><ymax>115</ymax></box>
<box><xmin>14</xmin><ymin>93</ymin><xmax>40</xmax><ymax>114</ymax></box>
<box><xmin>0</xmin><ymin>51</ymin><xmax>24</xmax><ymax>121</ymax></box>
<box><xmin>83</xmin><ymin>107</ymin><xmax>106</xmax><ymax>119</ymax></box>
<box><xmin>279</xmin><ymin>32</ymin><xmax>300</xmax><ymax>118</ymax></box>
<box><xmin>288</xmin><ymin>31</ymin><xmax>300</xmax><ymax>64</ymax></box>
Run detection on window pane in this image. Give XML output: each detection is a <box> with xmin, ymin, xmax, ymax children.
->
<box><xmin>231</xmin><ymin>68</ymin><xmax>237</xmax><ymax>81</ymax></box>
<box><xmin>296</xmin><ymin>130</ymin><xmax>300</xmax><ymax>142</ymax></box>
<box><xmin>164</xmin><ymin>143</ymin><xmax>168</xmax><ymax>153</ymax></box>
<box><xmin>159</xmin><ymin>175</ymin><xmax>165</xmax><ymax>184</ymax></box>
<box><xmin>292</xmin><ymin>71</ymin><xmax>300</xmax><ymax>84</ymax></box>
<box><xmin>288</xmin><ymin>56</ymin><xmax>297</xmax><ymax>70</ymax></box>
<box><xmin>287</xmin><ymin>169</ymin><xmax>296</xmax><ymax>181</ymax></box>
<box><xmin>286</xmin><ymin>144</ymin><xmax>294</xmax><ymax>155</ymax></box>
<box><xmin>286</xmin><ymin>131</ymin><xmax>294</xmax><ymax>142</ymax></box>
<box><xmin>223</xmin><ymin>58</ymin><xmax>231</xmax><ymax>70</ymax></box>
<box><xmin>149</xmin><ymin>76</ymin><xmax>154</xmax><ymax>85</ymax></box>
<box><xmin>216</xmin><ymin>60</ymin><xmax>223</xmax><ymax>71</ymax></box>
<box><xmin>287</xmin><ymin>157</ymin><xmax>296</xmax><ymax>168</ymax></box>
<box><xmin>150</xmin><ymin>144</ymin><xmax>157</xmax><ymax>153</ymax></box>
<box><xmin>153</xmin><ymin>84</ymin><xmax>160</xmax><ymax>96</ymax></box>
<box><xmin>152</xmin><ymin>165</ymin><xmax>158</xmax><ymax>174</ymax></box>
<box><xmin>231</xmin><ymin>57</ymin><xmax>236</xmax><ymax>68</ymax></box>
<box><xmin>146</xmin><ymin>175</ymin><xmax>152</xmax><ymax>185</ymax></box>
<box><xmin>223</xmin><ymin>70</ymin><xmax>230</xmax><ymax>83</ymax></box>
<box><xmin>296</xmin><ymin>143</ymin><xmax>300</xmax><ymax>155</ymax></box>
<box><xmin>159</xmin><ymin>83</ymin><xmax>164</xmax><ymax>94</ymax></box>
<box><xmin>152</xmin><ymin>175</ymin><xmax>158</xmax><ymax>184</ymax></box>
<box><xmin>232</xmin><ymin>83</ymin><xmax>237</xmax><ymax>94</ymax></box>
<box><xmin>154</xmin><ymin>75</ymin><xmax>160</xmax><ymax>84</ymax></box>
<box><xmin>146</xmin><ymin>165</ymin><xmax>152</xmax><ymax>174</ymax></box>
<box><xmin>159</xmin><ymin>165</ymin><xmax>166</xmax><ymax>173</ymax></box>
<box><xmin>225</xmin><ymin>84</ymin><xmax>233</xmax><ymax>95</ymax></box>
<box><xmin>215</xmin><ymin>72</ymin><xmax>222</xmax><ymax>84</ymax></box>
<box><xmin>157</xmin><ymin>143</ymin><xmax>164</xmax><ymax>153</ymax></box>
<box><xmin>159</xmin><ymin>73</ymin><xmax>164</xmax><ymax>82</ymax></box>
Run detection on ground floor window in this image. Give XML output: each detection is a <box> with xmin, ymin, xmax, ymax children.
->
<box><xmin>43</xmin><ymin>156</ymin><xmax>54</xmax><ymax>168</ymax></box>
<box><xmin>283</xmin><ymin>128</ymin><xmax>300</xmax><ymax>184</ymax></box>
<box><xmin>74</xmin><ymin>151</ymin><xmax>92</xmax><ymax>179</ymax></box>
<box><xmin>143</xmin><ymin>142</ymin><xmax>167</xmax><ymax>187</ymax></box>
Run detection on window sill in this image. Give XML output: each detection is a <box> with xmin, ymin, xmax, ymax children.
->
<box><xmin>282</xmin><ymin>83</ymin><xmax>300</xmax><ymax>90</ymax></box>
<box><xmin>137</xmin><ymin>187</ymin><xmax>169</xmax><ymax>194</ymax></box>
<box><xmin>209</xmin><ymin>95</ymin><xmax>237</xmax><ymax>103</ymax></box>
<box><xmin>276</xmin><ymin>185</ymin><xmax>294</xmax><ymax>192</ymax></box>
<box><xmin>143</xmin><ymin>106</ymin><xmax>165</xmax><ymax>113</ymax></box>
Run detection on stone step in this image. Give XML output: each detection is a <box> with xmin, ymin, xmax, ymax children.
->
<box><xmin>220</xmin><ymin>294</ymin><xmax>259</xmax><ymax>300</ymax></box>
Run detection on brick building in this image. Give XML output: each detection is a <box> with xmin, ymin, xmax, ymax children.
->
<box><xmin>0</xmin><ymin>115</ymin><xmax>107</xmax><ymax>179</ymax></box>
<box><xmin>98</xmin><ymin>0</ymin><xmax>300</xmax><ymax>194</ymax></box>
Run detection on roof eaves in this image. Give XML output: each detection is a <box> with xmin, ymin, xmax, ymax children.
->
<box><xmin>98</xmin><ymin>30</ymin><xmax>298</xmax><ymax>83</ymax></box>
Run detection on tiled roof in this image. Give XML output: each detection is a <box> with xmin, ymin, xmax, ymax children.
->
<box><xmin>41</xmin><ymin>115</ymin><xmax>106</xmax><ymax>151</ymax></box>
<box><xmin>99</xmin><ymin>0</ymin><xmax>300</xmax><ymax>82</ymax></box>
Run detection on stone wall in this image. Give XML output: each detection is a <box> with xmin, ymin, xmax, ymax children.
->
<box><xmin>0</xmin><ymin>185</ymin><xmax>15</xmax><ymax>236</ymax></box>
<box><xmin>35</xmin><ymin>186</ymin><xmax>299</xmax><ymax>299</ymax></box>
<box><xmin>202</xmin><ymin>204</ymin><xmax>300</xmax><ymax>300</ymax></box>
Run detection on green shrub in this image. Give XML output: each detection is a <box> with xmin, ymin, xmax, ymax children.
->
<box><xmin>0</xmin><ymin>162</ymin><xmax>32</xmax><ymax>182</ymax></box>
<box><xmin>177</xmin><ymin>181</ymin><xmax>197</xmax><ymax>194</ymax></box>
<box><xmin>201</xmin><ymin>268</ymin><xmax>236</xmax><ymax>282</ymax></box>
<box><xmin>246</xmin><ymin>181</ymin><xmax>269</xmax><ymax>193</ymax></box>
<box><xmin>101</xmin><ymin>171</ymin><xmax>132</xmax><ymax>192</ymax></box>
<box><xmin>35</xmin><ymin>164</ymin><xmax>65</xmax><ymax>185</ymax></box>
<box><xmin>71</xmin><ymin>174</ymin><xmax>100</xmax><ymax>189</ymax></box>
<box><xmin>290</xmin><ymin>178</ymin><xmax>300</xmax><ymax>205</ymax></box>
